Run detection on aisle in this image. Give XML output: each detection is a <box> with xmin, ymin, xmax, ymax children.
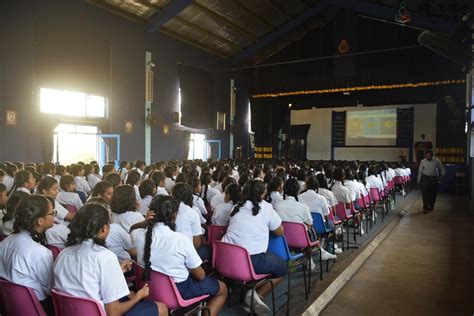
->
<box><xmin>322</xmin><ymin>193</ymin><xmax>474</xmax><ymax>316</ymax></box>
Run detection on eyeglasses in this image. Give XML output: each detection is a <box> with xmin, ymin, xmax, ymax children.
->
<box><xmin>46</xmin><ymin>210</ymin><xmax>58</xmax><ymax>217</ymax></box>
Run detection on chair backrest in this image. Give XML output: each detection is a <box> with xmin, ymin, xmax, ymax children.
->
<box><xmin>327</xmin><ymin>210</ymin><xmax>340</xmax><ymax>224</ymax></box>
<box><xmin>311</xmin><ymin>212</ymin><xmax>328</xmax><ymax>235</ymax></box>
<box><xmin>281</xmin><ymin>221</ymin><xmax>311</xmax><ymax>249</ymax></box>
<box><xmin>207</xmin><ymin>225</ymin><xmax>227</xmax><ymax>248</ymax></box>
<box><xmin>51</xmin><ymin>289</ymin><xmax>105</xmax><ymax>316</ymax></box>
<box><xmin>393</xmin><ymin>176</ymin><xmax>403</xmax><ymax>185</ymax></box>
<box><xmin>267</xmin><ymin>235</ymin><xmax>291</xmax><ymax>261</ymax></box>
<box><xmin>47</xmin><ymin>245</ymin><xmax>62</xmax><ymax>261</ymax></box>
<box><xmin>335</xmin><ymin>202</ymin><xmax>350</xmax><ymax>220</ymax></box>
<box><xmin>356</xmin><ymin>196</ymin><xmax>367</xmax><ymax>209</ymax></box>
<box><xmin>369</xmin><ymin>188</ymin><xmax>381</xmax><ymax>202</ymax></box>
<box><xmin>0</xmin><ymin>278</ymin><xmax>46</xmax><ymax>316</ymax></box>
<box><xmin>64</xmin><ymin>204</ymin><xmax>77</xmax><ymax>213</ymax></box>
<box><xmin>145</xmin><ymin>269</ymin><xmax>183</xmax><ymax>310</ymax></box>
<box><xmin>212</xmin><ymin>241</ymin><xmax>258</xmax><ymax>282</ymax></box>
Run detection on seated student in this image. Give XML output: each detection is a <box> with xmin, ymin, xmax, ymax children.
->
<box><xmin>54</xmin><ymin>165</ymin><xmax>66</xmax><ymax>183</ymax></box>
<box><xmin>42</xmin><ymin>162</ymin><xmax>56</xmax><ymax>179</ymax></box>
<box><xmin>71</xmin><ymin>164</ymin><xmax>91</xmax><ymax>197</ymax></box>
<box><xmin>84</xmin><ymin>164</ymin><xmax>101</xmax><ymax>190</ymax></box>
<box><xmin>265</xmin><ymin>176</ymin><xmax>284</xmax><ymax>208</ymax></box>
<box><xmin>211</xmin><ymin>183</ymin><xmax>241</xmax><ymax>226</ymax></box>
<box><xmin>0</xmin><ymin>184</ymin><xmax>7</xmax><ymax>222</ymax></box>
<box><xmin>1</xmin><ymin>191</ymin><xmax>29</xmax><ymax>236</ymax></box>
<box><xmin>163</xmin><ymin>166</ymin><xmax>175</xmax><ymax>194</ymax></box>
<box><xmin>186</xmin><ymin>177</ymin><xmax>207</xmax><ymax>223</ymax></box>
<box><xmin>172</xmin><ymin>183</ymin><xmax>209</xmax><ymax>260</ymax></box>
<box><xmin>213</xmin><ymin>169</ymin><xmax>230</xmax><ymax>193</ymax></box>
<box><xmin>126</xmin><ymin>170</ymin><xmax>142</xmax><ymax>204</ymax></box>
<box><xmin>222</xmin><ymin>180</ymin><xmax>287</xmax><ymax>314</ymax></box>
<box><xmin>366</xmin><ymin>167</ymin><xmax>384</xmax><ymax>192</ymax></box>
<box><xmin>299</xmin><ymin>176</ymin><xmax>331</xmax><ymax>223</ymax></box>
<box><xmin>252</xmin><ymin>166</ymin><xmax>264</xmax><ymax>181</ymax></box>
<box><xmin>0</xmin><ymin>195</ymin><xmax>55</xmax><ymax>315</ymax></box>
<box><xmin>1</xmin><ymin>163</ymin><xmax>16</xmax><ymax>192</ymax></box>
<box><xmin>101</xmin><ymin>164</ymin><xmax>116</xmax><ymax>181</ymax></box>
<box><xmin>11</xmin><ymin>170</ymin><xmax>36</xmax><ymax>195</ymax></box>
<box><xmin>57</xmin><ymin>175</ymin><xmax>84</xmax><ymax>211</ymax></box>
<box><xmin>296</xmin><ymin>169</ymin><xmax>307</xmax><ymax>193</ymax></box>
<box><xmin>117</xmin><ymin>160</ymin><xmax>130</xmax><ymax>182</ymax></box>
<box><xmin>210</xmin><ymin>177</ymin><xmax>237</xmax><ymax>211</ymax></box>
<box><xmin>133</xmin><ymin>195</ymin><xmax>227</xmax><ymax>316</ymax></box>
<box><xmin>89</xmin><ymin>180</ymin><xmax>114</xmax><ymax>208</ymax></box>
<box><xmin>104</xmin><ymin>172</ymin><xmax>121</xmax><ymax>189</ymax></box>
<box><xmin>138</xmin><ymin>180</ymin><xmax>156</xmax><ymax>216</ymax></box>
<box><xmin>131</xmin><ymin>160</ymin><xmax>145</xmax><ymax>178</ymax></box>
<box><xmin>54</xmin><ymin>204</ymin><xmax>167</xmax><ymax>316</ymax></box>
<box><xmin>200</xmin><ymin>171</ymin><xmax>220</xmax><ymax>210</ymax></box>
<box><xmin>37</xmin><ymin>177</ymin><xmax>75</xmax><ymax>223</ymax></box>
<box><xmin>315</xmin><ymin>173</ymin><xmax>339</xmax><ymax>212</ymax></box>
<box><xmin>150</xmin><ymin>171</ymin><xmax>169</xmax><ymax>196</ymax></box>
<box><xmin>343</xmin><ymin>168</ymin><xmax>364</xmax><ymax>208</ymax></box>
<box><xmin>111</xmin><ymin>185</ymin><xmax>145</xmax><ymax>233</ymax></box>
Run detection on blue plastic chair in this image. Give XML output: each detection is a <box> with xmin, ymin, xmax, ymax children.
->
<box><xmin>311</xmin><ymin>212</ymin><xmax>336</xmax><ymax>272</ymax></box>
<box><xmin>268</xmin><ymin>235</ymin><xmax>307</xmax><ymax>315</ymax></box>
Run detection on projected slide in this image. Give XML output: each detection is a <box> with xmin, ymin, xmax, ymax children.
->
<box><xmin>346</xmin><ymin>109</ymin><xmax>397</xmax><ymax>146</ymax></box>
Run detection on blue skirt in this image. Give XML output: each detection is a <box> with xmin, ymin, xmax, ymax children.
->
<box><xmin>250</xmin><ymin>252</ymin><xmax>287</xmax><ymax>277</ymax></box>
<box><xmin>176</xmin><ymin>275</ymin><xmax>220</xmax><ymax>300</ymax></box>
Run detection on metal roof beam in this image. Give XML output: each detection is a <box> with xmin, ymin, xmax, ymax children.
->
<box><xmin>146</xmin><ymin>0</ymin><xmax>193</xmax><ymax>32</ymax></box>
<box><xmin>232</xmin><ymin>0</ymin><xmax>275</xmax><ymax>30</ymax></box>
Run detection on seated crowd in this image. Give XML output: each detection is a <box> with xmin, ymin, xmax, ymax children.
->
<box><xmin>0</xmin><ymin>158</ymin><xmax>411</xmax><ymax>315</ymax></box>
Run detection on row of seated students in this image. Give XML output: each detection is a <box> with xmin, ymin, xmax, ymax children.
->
<box><xmin>0</xmin><ymin>158</ymin><xmax>411</xmax><ymax>315</ymax></box>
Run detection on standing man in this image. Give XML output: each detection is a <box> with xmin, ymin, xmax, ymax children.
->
<box><xmin>417</xmin><ymin>150</ymin><xmax>445</xmax><ymax>213</ymax></box>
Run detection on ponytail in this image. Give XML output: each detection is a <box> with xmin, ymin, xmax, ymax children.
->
<box><xmin>231</xmin><ymin>180</ymin><xmax>264</xmax><ymax>217</ymax></box>
<box><xmin>65</xmin><ymin>204</ymin><xmax>109</xmax><ymax>248</ymax></box>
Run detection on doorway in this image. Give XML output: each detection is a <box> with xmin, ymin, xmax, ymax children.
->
<box><xmin>54</xmin><ymin>124</ymin><xmax>98</xmax><ymax>165</ymax></box>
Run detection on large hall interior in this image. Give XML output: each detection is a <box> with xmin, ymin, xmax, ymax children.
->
<box><xmin>0</xmin><ymin>0</ymin><xmax>473</xmax><ymax>315</ymax></box>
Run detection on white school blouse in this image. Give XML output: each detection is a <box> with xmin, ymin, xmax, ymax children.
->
<box><xmin>202</xmin><ymin>186</ymin><xmax>220</xmax><ymax>205</ymax></box>
<box><xmin>106</xmin><ymin>223</ymin><xmax>133</xmax><ymax>261</ymax></box>
<box><xmin>275</xmin><ymin>196</ymin><xmax>312</xmax><ymax>225</ymax></box>
<box><xmin>132</xmin><ymin>224</ymin><xmax>202</xmax><ymax>283</ymax></box>
<box><xmin>111</xmin><ymin>211</ymin><xmax>145</xmax><ymax>233</ymax></box>
<box><xmin>164</xmin><ymin>177</ymin><xmax>175</xmax><ymax>194</ymax></box>
<box><xmin>210</xmin><ymin>193</ymin><xmax>225</xmax><ymax>211</ymax></box>
<box><xmin>137</xmin><ymin>195</ymin><xmax>153</xmax><ymax>216</ymax></box>
<box><xmin>0</xmin><ymin>219</ymin><xmax>14</xmax><ymax>236</ymax></box>
<box><xmin>211</xmin><ymin>202</ymin><xmax>235</xmax><ymax>226</ymax></box>
<box><xmin>175</xmin><ymin>202</ymin><xmax>202</xmax><ymax>241</ymax></box>
<box><xmin>46</xmin><ymin>224</ymin><xmax>70</xmax><ymax>249</ymax></box>
<box><xmin>53</xmin><ymin>240</ymin><xmax>130</xmax><ymax>308</ymax></box>
<box><xmin>56</xmin><ymin>192</ymin><xmax>83</xmax><ymax>211</ymax></box>
<box><xmin>222</xmin><ymin>200</ymin><xmax>282</xmax><ymax>255</ymax></box>
<box><xmin>193</xmin><ymin>195</ymin><xmax>207</xmax><ymax>216</ymax></box>
<box><xmin>1</xmin><ymin>175</ymin><xmax>14</xmax><ymax>192</ymax></box>
<box><xmin>317</xmin><ymin>188</ymin><xmax>338</xmax><ymax>208</ymax></box>
<box><xmin>343</xmin><ymin>180</ymin><xmax>361</xmax><ymax>201</ymax></box>
<box><xmin>298</xmin><ymin>189</ymin><xmax>330</xmax><ymax>217</ymax></box>
<box><xmin>214</xmin><ymin>183</ymin><xmax>223</xmax><ymax>193</ymax></box>
<box><xmin>366</xmin><ymin>175</ymin><xmax>384</xmax><ymax>192</ymax></box>
<box><xmin>86</xmin><ymin>175</ymin><xmax>101</xmax><ymax>190</ymax></box>
<box><xmin>156</xmin><ymin>186</ymin><xmax>169</xmax><ymax>196</ymax></box>
<box><xmin>269</xmin><ymin>191</ymin><xmax>284</xmax><ymax>208</ymax></box>
<box><xmin>134</xmin><ymin>185</ymin><xmax>142</xmax><ymax>203</ymax></box>
<box><xmin>331</xmin><ymin>181</ymin><xmax>352</xmax><ymax>204</ymax></box>
<box><xmin>16</xmin><ymin>187</ymin><xmax>31</xmax><ymax>194</ymax></box>
<box><xmin>0</xmin><ymin>231</ymin><xmax>53</xmax><ymax>300</ymax></box>
<box><xmin>74</xmin><ymin>176</ymin><xmax>91</xmax><ymax>195</ymax></box>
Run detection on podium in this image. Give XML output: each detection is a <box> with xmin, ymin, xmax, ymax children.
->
<box><xmin>414</xmin><ymin>141</ymin><xmax>433</xmax><ymax>163</ymax></box>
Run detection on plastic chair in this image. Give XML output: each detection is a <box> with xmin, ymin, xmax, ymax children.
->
<box><xmin>0</xmin><ymin>278</ymin><xmax>46</xmax><ymax>316</ymax></box>
<box><xmin>134</xmin><ymin>264</ymin><xmax>210</xmax><ymax>314</ymax></box>
<box><xmin>370</xmin><ymin>188</ymin><xmax>386</xmax><ymax>222</ymax></box>
<box><xmin>311</xmin><ymin>212</ymin><xmax>336</xmax><ymax>273</ymax></box>
<box><xmin>335</xmin><ymin>203</ymin><xmax>355</xmax><ymax>250</ymax></box>
<box><xmin>51</xmin><ymin>289</ymin><xmax>105</xmax><ymax>316</ymax></box>
<box><xmin>212</xmin><ymin>241</ymin><xmax>276</xmax><ymax>315</ymax></box>
<box><xmin>207</xmin><ymin>224</ymin><xmax>227</xmax><ymax>248</ymax></box>
<box><xmin>47</xmin><ymin>245</ymin><xmax>62</xmax><ymax>261</ymax></box>
<box><xmin>281</xmin><ymin>221</ymin><xmax>322</xmax><ymax>293</ymax></box>
<box><xmin>268</xmin><ymin>235</ymin><xmax>307</xmax><ymax>315</ymax></box>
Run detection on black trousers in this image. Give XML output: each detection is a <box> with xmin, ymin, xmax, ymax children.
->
<box><xmin>421</xmin><ymin>175</ymin><xmax>438</xmax><ymax>210</ymax></box>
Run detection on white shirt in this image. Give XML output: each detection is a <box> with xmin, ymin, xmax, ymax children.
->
<box><xmin>269</xmin><ymin>191</ymin><xmax>283</xmax><ymax>208</ymax></box>
<box><xmin>331</xmin><ymin>181</ymin><xmax>352</xmax><ymax>204</ymax></box>
<box><xmin>275</xmin><ymin>196</ymin><xmax>312</xmax><ymax>225</ymax></box>
<box><xmin>0</xmin><ymin>231</ymin><xmax>53</xmax><ymax>300</ymax></box>
<box><xmin>202</xmin><ymin>186</ymin><xmax>220</xmax><ymax>205</ymax></box>
<box><xmin>119</xmin><ymin>168</ymin><xmax>128</xmax><ymax>181</ymax></box>
<box><xmin>134</xmin><ymin>185</ymin><xmax>142</xmax><ymax>203</ymax></box>
<box><xmin>298</xmin><ymin>181</ymin><xmax>306</xmax><ymax>194</ymax></box>
<box><xmin>366</xmin><ymin>175</ymin><xmax>384</xmax><ymax>192</ymax></box>
<box><xmin>344</xmin><ymin>180</ymin><xmax>361</xmax><ymax>201</ymax></box>
<box><xmin>210</xmin><ymin>193</ymin><xmax>226</xmax><ymax>211</ymax></box>
<box><xmin>46</xmin><ymin>224</ymin><xmax>70</xmax><ymax>249</ymax></box>
<box><xmin>137</xmin><ymin>195</ymin><xmax>153</xmax><ymax>216</ymax></box>
<box><xmin>211</xmin><ymin>202</ymin><xmax>235</xmax><ymax>226</ymax></box>
<box><xmin>394</xmin><ymin>168</ymin><xmax>405</xmax><ymax>177</ymax></box>
<box><xmin>54</xmin><ymin>240</ymin><xmax>130</xmax><ymax>308</ymax></box>
<box><xmin>2</xmin><ymin>175</ymin><xmax>14</xmax><ymax>192</ymax></box>
<box><xmin>74</xmin><ymin>176</ymin><xmax>91</xmax><ymax>195</ymax></box>
<box><xmin>356</xmin><ymin>181</ymin><xmax>368</xmax><ymax>196</ymax></box>
<box><xmin>214</xmin><ymin>183</ymin><xmax>223</xmax><ymax>193</ymax></box>
<box><xmin>164</xmin><ymin>178</ymin><xmax>175</xmax><ymax>194</ymax></box>
<box><xmin>132</xmin><ymin>224</ymin><xmax>202</xmax><ymax>283</ymax></box>
<box><xmin>156</xmin><ymin>186</ymin><xmax>169</xmax><ymax>196</ymax></box>
<box><xmin>111</xmin><ymin>211</ymin><xmax>144</xmax><ymax>233</ymax></box>
<box><xmin>55</xmin><ymin>202</ymin><xmax>70</xmax><ymax>222</ymax></box>
<box><xmin>193</xmin><ymin>195</ymin><xmax>207</xmax><ymax>216</ymax></box>
<box><xmin>86</xmin><ymin>175</ymin><xmax>101</xmax><ymax>190</ymax></box>
<box><xmin>222</xmin><ymin>200</ymin><xmax>281</xmax><ymax>255</ymax></box>
<box><xmin>106</xmin><ymin>223</ymin><xmax>133</xmax><ymax>261</ymax></box>
<box><xmin>0</xmin><ymin>219</ymin><xmax>14</xmax><ymax>236</ymax></box>
<box><xmin>16</xmin><ymin>187</ymin><xmax>31</xmax><ymax>194</ymax></box>
<box><xmin>175</xmin><ymin>202</ymin><xmax>202</xmax><ymax>240</ymax></box>
<box><xmin>56</xmin><ymin>192</ymin><xmax>83</xmax><ymax>211</ymax></box>
<box><xmin>298</xmin><ymin>189</ymin><xmax>330</xmax><ymax>217</ymax></box>
<box><xmin>317</xmin><ymin>188</ymin><xmax>338</xmax><ymax>208</ymax></box>
<box><xmin>132</xmin><ymin>168</ymin><xmax>144</xmax><ymax>178</ymax></box>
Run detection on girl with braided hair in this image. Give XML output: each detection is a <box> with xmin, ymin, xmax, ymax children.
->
<box><xmin>265</xmin><ymin>176</ymin><xmax>283</xmax><ymax>208</ymax></box>
<box><xmin>0</xmin><ymin>195</ymin><xmax>55</xmax><ymax>314</ymax></box>
<box><xmin>54</xmin><ymin>203</ymin><xmax>168</xmax><ymax>316</ymax></box>
<box><xmin>132</xmin><ymin>195</ymin><xmax>227</xmax><ymax>316</ymax></box>
<box><xmin>211</xmin><ymin>183</ymin><xmax>241</xmax><ymax>226</ymax></box>
<box><xmin>222</xmin><ymin>180</ymin><xmax>287</xmax><ymax>314</ymax></box>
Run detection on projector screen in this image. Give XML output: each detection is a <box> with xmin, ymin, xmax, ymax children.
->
<box><xmin>346</xmin><ymin>109</ymin><xmax>397</xmax><ymax>146</ymax></box>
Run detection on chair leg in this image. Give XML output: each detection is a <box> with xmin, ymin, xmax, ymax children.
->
<box><xmin>270</xmin><ymin>280</ymin><xmax>276</xmax><ymax>316</ymax></box>
<box><xmin>286</xmin><ymin>268</ymin><xmax>291</xmax><ymax>316</ymax></box>
<box><xmin>346</xmin><ymin>221</ymin><xmax>350</xmax><ymax>249</ymax></box>
<box><xmin>319</xmin><ymin>248</ymin><xmax>323</xmax><ymax>281</ymax></box>
<box><xmin>302</xmin><ymin>262</ymin><xmax>308</xmax><ymax>300</ymax></box>
<box><xmin>341</xmin><ymin>224</ymin><xmax>345</xmax><ymax>252</ymax></box>
<box><xmin>307</xmin><ymin>254</ymin><xmax>312</xmax><ymax>293</ymax></box>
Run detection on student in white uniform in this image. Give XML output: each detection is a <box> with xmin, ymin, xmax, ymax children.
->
<box><xmin>187</xmin><ymin>177</ymin><xmax>207</xmax><ymax>220</ymax></box>
<box><xmin>133</xmin><ymin>195</ymin><xmax>227</xmax><ymax>316</ymax></box>
<box><xmin>110</xmin><ymin>185</ymin><xmax>144</xmax><ymax>233</ymax></box>
<box><xmin>172</xmin><ymin>183</ymin><xmax>210</xmax><ymax>260</ymax></box>
<box><xmin>138</xmin><ymin>180</ymin><xmax>156</xmax><ymax>216</ymax></box>
<box><xmin>211</xmin><ymin>183</ymin><xmax>241</xmax><ymax>226</ymax></box>
<box><xmin>265</xmin><ymin>176</ymin><xmax>284</xmax><ymax>208</ymax></box>
<box><xmin>1</xmin><ymin>164</ymin><xmax>16</xmax><ymax>192</ymax></box>
<box><xmin>200</xmin><ymin>172</ymin><xmax>219</xmax><ymax>208</ymax></box>
<box><xmin>132</xmin><ymin>160</ymin><xmax>145</xmax><ymax>178</ymax></box>
<box><xmin>125</xmin><ymin>170</ymin><xmax>142</xmax><ymax>204</ymax></box>
<box><xmin>222</xmin><ymin>180</ymin><xmax>287</xmax><ymax>314</ymax></box>
<box><xmin>37</xmin><ymin>177</ymin><xmax>75</xmax><ymax>223</ymax></box>
<box><xmin>299</xmin><ymin>176</ymin><xmax>331</xmax><ymax>220</ymax></box>
<box><xmin>366</xmin><ymin>168</ymin><xmax>384</xmax><ymax>192</ymax></box>
<box><xmin>210</xmin><ymin>177</ymin><xmax>237</xmax><ymax>211</ymax></box>
<box><xmin>11</xmin><ymin>170</ymin><xmax>36</xmax><ymax>195</ymax></box>
<box><xmin>117</xmin><ymin>160</ymin><xmax>130</xmax><ymax>182</ymax></box>
<box><xmin>1</xmin><ymin>191</ymin><xmax>29</xmax><ymax>236</ymax></box>
<box><xmin>163</xmin><ymin>166</ymin><xmax>175</xmax><ymax>194</ymax></box>
<box><xmin>85</xmin><ymin>164</ymin><xmax>101</xmax><ymax>190</ymax></box>
<box><xmin>343</xmin><ymin>168</ymin><xmax>364</xmax><ymax>205</ymax></box>
<box><xmin>71</xmin><ymin>164</ymin><xmax>91</xmax><ymax>197</ymax></box>
<box><xmin>0</xmin><ymin>195</ymin><xmax>55</xmax><ymax>314</ymax></box>
<box><xmin>89</xmin><ymin>181</ymin><xmax>114</xmax><ymax>208</ymax></box>
<box><xmin>56</xmin><ymin>175</ymin><xmax>84</xmax><ymax>211</ymax></box>
<box><xmin>315</xmin><ymin>173</ymin><xmax>339</xmax><ymax>211</ymax></box>
<box><xmin>53</xmin><ymin>204</ymin><xmax>167</xmax><ymax>316</ymax></box>
<box><xmin>150</xmin><ymin>171</ymin><xmax>169</xmax><ymax>196</ymax></box>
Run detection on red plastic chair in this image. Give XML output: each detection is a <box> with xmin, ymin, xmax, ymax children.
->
<box><xmin>207</xmin><ymin>224</ymin><xmax>227</xmax><ymax>248</ymax></box>
<box><xmin>0</xmin><ymin>278</ymin><xmax>46</xmax><ymax>316</ymax></box>
<box><xmin>370</xmin><ymin>188</ymin><xmax>387</xmax><ymax>222</ymax></box>
<box><xmin>47</xmin><ymin>245</ymin><xmax>62</xmax><ymax>261</ymax></box>
<box><xmin>51</xmin><ymin>289</ymin><xmax>105</xmax><ymax>316</ymax></box>
<box><xmin>212</xmin><ymin>240</ymin><xmax>276</xmax><ymax>315</ymax></box>
<box><xmin>335</xmin><ymin>202</ymin><xmax>355</xmax><ymax>250</ymax></box>
<box><xmin>281</xmin><ymin>221</ymin><xmax>322</xmax><ymax>293</ymax></box>
<box><xmin>62</xmin><ymin>204</ymin><xmax>77</xmax><ymax>213</ymax></box>
<box><xmin>134</xmin><ymin>264</ymin><xmax>210</xmax><ymax>314</ymax></box>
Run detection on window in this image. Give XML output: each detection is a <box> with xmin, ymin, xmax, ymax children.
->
<box><xmin>248</xmin><ymin>101</ymin><xmax>253</xmax><ymax>133</ymax></box>
<box><xmin>53</xmin><ymin>124</ymin><xmax>98</xmax><ymax>165</ymax></box>
<box><xmin>188</xmin><ymin>133</ymin><xmax>206</xmax><ymax>160</ymax></box>
<box><xmin>40</xmin><ymin>88</ymin><xmax>107</xmax><ymax>118</ymax></box>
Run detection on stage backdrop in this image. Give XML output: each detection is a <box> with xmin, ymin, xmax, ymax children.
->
<box><xmin>291</xmin><ymin>103</ymin><xmax>436</xmax><ymax>161</ymax></box>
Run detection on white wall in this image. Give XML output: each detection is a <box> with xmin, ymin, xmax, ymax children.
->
<box><xmin>291</xmin><ymin>103</ymin><xmax>437</xmax><ymax>161</ymax></box>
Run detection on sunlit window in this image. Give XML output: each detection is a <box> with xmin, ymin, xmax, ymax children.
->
<box><xmin>40</xmin><ymin>88</ymin><xmax>106</xmax><ymax>118</ymax></box>
<box><xmin>188</xmin><ymin>133</ymin><xmax>206</xmax><ymax>160</ymax></box>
